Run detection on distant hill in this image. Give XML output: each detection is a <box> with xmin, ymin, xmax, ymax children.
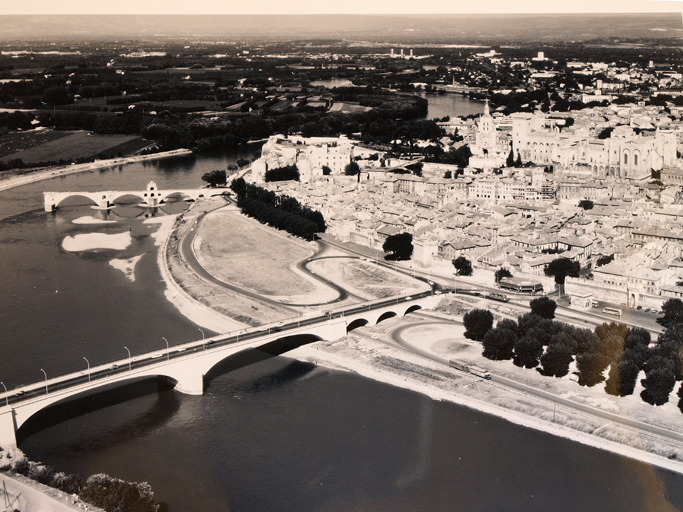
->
<box><xmin>0</xmin><ymin>13</ymin><xmax>681</xmax><ymax>43</ymax></box>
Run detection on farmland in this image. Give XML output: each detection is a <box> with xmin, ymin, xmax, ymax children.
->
<box><xmin>0</xmin><ymin>130</ymin><xmax>152</xmax><ymax>165</ymax></box>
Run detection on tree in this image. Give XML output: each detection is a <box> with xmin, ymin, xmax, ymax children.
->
<box><xmin>506</xmin><ymin>145</ymin><xmax>514</xmax><ymax>167</ymax></box>
<box><xmin>605</xmin><ymin>359</ymin><xmax>640</xmax><ymax>396</ymax></box>
<box><xmin>344</xmin><ymin>161</ymin><xmax>361</xmax><ymax>176</ymax></box>
<box><xmin>382</xmin><ymin>232</ymin><xmax>413</xmax><ymax>260</ymax></box>
<box><xmin>595</xmin><ymin>321</ymin><xmax>629</xmax><ymax>362</ymax></box>
<box><xmin>482</xmin><ymin>327</ymin><xmax>517</xmax><ymax>360</ymax></box>
<box><xmin>544</xmin><ymin>257</ymin><xmax>580</xmax><ymax>292</ymax></box>
<box><xmin>42</xmin><ymin>86</ymin><xmax>72</xmax><ymax>105</ymax></box>
<box><xmin>406</xmin><ymin>162</ymin><xmax>423</xmax><ymax>177</ymax></box>
<box><xmin>201</xmin><ymin>170</ymin><xmax>227</xmax><ymax>187</ymax></box>
<box><xmin>452</xmin><ymin>256</ymin><xmax>473</xmax><ymax>276</ymax></box>
<box><xmin>641</xmin><ymin>360</ymin><xmax>676</xmax><ymax>406</ymax></box>
<box><xmin>515</xmin><ymin>152</ymin><xmax>523</xmax><ymax>167</ymax></box>
<box><xmin>463</xmin><ymin>309</ymin><xmax>494</xmax><ymax>341</ymax></box>
<box><xmin>497</xmin><ymin>318</ymin><xmax>518</xmax><ymax>332</ymax></box>
<box><xmin>578</xmin><ymin>199</ymin><xmax>594</xmax><ymax>210</ymax></box>
<box><xmin>659</xmin><ymin>298</ymin><xmax>683</xmax><ymax>328</ymax></box>
<box><xmin>230</xmin><ymin>176</ymin><xmax>246</xmax><ymax>199</ymax></box>
<box><xmin>596</xmin><ymin>254</ymin><xmax>614</xmax><ymax>267</ymax></box>
<box><xmin>540</xmin><ymin>343</ymin><xmax>574</xmax><ymax>377</ymax></box>
<box><xmin>513</xmin><ymin>335</ymin><xmax>544</xmax><ymax>368</ymax></box>
<box><xmin>530</xmin><ymin>297</ymin><xmax>557</xmax><ymax>319</ymax></box>
<box><xmin>576</xmin><ymin>351</ymin><xmax>609</xmax><ymax>387</ymax></box>
<box><xmin>495</xmin><ymin>267</ymin><xmax>513</xmax><ymax>283</ymax></box>
<box><xmin>322</xmin><ymin>165</ymin><xmax>332</xmax><ymax>175</ymax></box>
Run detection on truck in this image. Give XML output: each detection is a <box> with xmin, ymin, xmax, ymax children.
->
<box><xmin>449</xmin><ymin>360</ymin><xmax>492</xmax><ymax>379</ymax></box>
<box><xmin>449</xmin><ymin>360</ymin><xmax>470</xmax><ymax>373</ymax></box>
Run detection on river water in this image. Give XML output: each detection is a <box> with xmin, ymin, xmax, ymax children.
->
<box><xmin>3</xmin><ymin>134</ymin><xmax>683</xmax><ymax>510</ymax></box>
<box><xmin>308</xmin><ymin>79</ymin><xmax>485</xmax><ymax>121</ymax></box>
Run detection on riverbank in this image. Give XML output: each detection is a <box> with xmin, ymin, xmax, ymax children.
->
<box><xmin>288</xmin><ymin>315</ymin><xmax>683</xmax><ymax>476</ymax></box>
<box><xmin>0</xmin><ymin>148</ymin><xmax>193</xmax><ymax>193</ymax></box>
<box><xmin>156</xmin><ymin>199</ymin><xmax>247</xmax><ymax>333</ymax></box>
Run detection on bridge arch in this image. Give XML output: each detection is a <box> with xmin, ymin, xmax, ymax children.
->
<box><xmin>376</xmin><ymin>311</ymin><xmax>397</xmax><ymax>324</ymax></box>
<box><xmin>159</xmin><ymin>191</ymin><xmax>195</xmax><ymax>203</ymax></box>
<box><xmin>109</xmin><ymin>192</ymin><xmax>146</xmax><ymax>204</ymax></box>
<box><xmin>405</xmin><ymin>304</ymin><xmax>422</xmax><ymax>315</ymax></box>
<box><xmin>346</xmin><ymin>318</ymin><xmax>369</xmax><ymax>332</ymax></box>
<box><xmin>54</xmin><ymin>194</ymin><xmax>99</xmax><ymax>208</ymax></box>
<box><xmin>13</xmin><ymin>375</ymin><xmax>179</xmax><ymax>443</ymax></box>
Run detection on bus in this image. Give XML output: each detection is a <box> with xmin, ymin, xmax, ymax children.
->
<box><xmin>498</xmin><ymin>277</ymin><xmax>544</xmax><ymax>294</ymax></box>
<box><xmin>602</xmin><ymin>307</ymin><xmax>622</xmax><ymax>318</ymax></box>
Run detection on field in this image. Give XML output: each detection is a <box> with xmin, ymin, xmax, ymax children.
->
<box><xmin>0</xmin><ymin>130</ymin><xmax>151</xmax><ymax>164</ymax></box>
<box><xmin>194</xmin><ymin>209</ymin><xmax>319</xmax><ymax>297</ymax></box>
<box><xmin>0</xmin><ymin>129</ymin><xmax>73</xmax><ymax>158</ymax></box>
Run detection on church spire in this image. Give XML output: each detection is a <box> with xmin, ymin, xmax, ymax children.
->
<box><xmin>484</xmin><ymin>98</ymin><xmax>491</xmax><ymax>117</ymax></box>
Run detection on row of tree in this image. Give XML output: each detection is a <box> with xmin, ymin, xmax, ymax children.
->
<box><xmin>230</xmin><ymin>178</ymin><xmax>326</xmax><ymax>240</ymax></box>
<box><xmin>464</xmin><ymin>297</ymin><xmax>683</xmax><ymax>410</ymax></box>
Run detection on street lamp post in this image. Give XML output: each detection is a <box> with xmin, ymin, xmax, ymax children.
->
<box><xmin>199</xmin><ymin>328</ymin><xmax>205</xmax><ymax>350</ymax></box>
<box><xmin>40</xmin><ymin>369</ymin><xmax>48</xmax><ymax>394</ymax></box>
<box><xmin>0</xmin><ymin>382</ymin><xmax>7</xmax><ymax>407</ymax></box>
<box><xmin>162</xmin><ymin>337</ymin><xmax>169</xmax><ymax>360</ymax></box>
<box><xmin>83</xmin><ymin>357</ymin><xmax>91</xmax><ymax>382</ymax></box>
<box><xmin>124</xmin><ymin>346</ymin><xmax>131</xmax><ymax>370</ymax></box>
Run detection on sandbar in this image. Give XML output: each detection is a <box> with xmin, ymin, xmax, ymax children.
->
<box><xmin>109</xmin><ymin>255</ymin><xmax>143</xmax><ymax>281</ymax></box>
<box><xmin>62</xmin><ymin>232</ymin><xmax>131</xmax><ymax>252</ymax></box>
<box><xmin>72</xmin><ymin>216</ymin><xmax>116</xmax><ymax>225</ymax></box>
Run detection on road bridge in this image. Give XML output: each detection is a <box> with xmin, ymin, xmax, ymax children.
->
<box><xmin>44</xmin><ymin>181</ymin><xmax>228</xmax><ymax>211</ymax></box>
<box><xmin>0</xmin><ymin>295</ymin><xmax>439</xmax><ymax>446</ymax></box>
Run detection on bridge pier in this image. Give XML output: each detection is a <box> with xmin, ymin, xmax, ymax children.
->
<box><xmin>173</xmin><ymin>373</ymin><xmax>205</xmax><ymax>396</ymax></box>
<box><xmin>44</xmin><ymin>193</ymin><xmax>56</xmax><ymax>212</ymax></box>
<box><xmin>0</xmin><ymin>409</ymin><xmax>18</xmax><ymax>447</ymax></box>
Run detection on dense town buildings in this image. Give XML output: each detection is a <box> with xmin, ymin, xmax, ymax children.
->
<box><xmin>248</xmin><ymin>97</ymin><xmax>683</xmax><ymax>310</ymax></box>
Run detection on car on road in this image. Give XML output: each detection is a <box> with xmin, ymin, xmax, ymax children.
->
<box><xmin>277</xmin><ymin>321</ymin><xmax>285</xmax><ymax>327</ymax></box>
<box><xmin>405</xmin><ymin>296</ymin><xmax>412</xmax><ymax>300</ymax></box>
<box><xmin>151</xmin><ymin>352</ymin><xmax>163</xmax><ymax>358</ymax></box>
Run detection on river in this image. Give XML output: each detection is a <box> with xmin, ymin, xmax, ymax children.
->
<box><xmin>308</xmin><ymin>79</ymin><xmax>485</xmax><ymax>121</ymax></box>
<box><xmin>3</xmin><ymin>144</ymin><xmax>683</xmax><ymax>511</ymax></box>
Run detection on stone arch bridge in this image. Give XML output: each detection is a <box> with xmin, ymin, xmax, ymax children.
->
<box><xmin>44</xmin><ymin>181</ymin><xmax>229</xmax><ymax>211</ymax></box>
<box><xmin>0</xmin><ymin>295</ymin><xmax>439</xmax><ymax>446</ymax></box>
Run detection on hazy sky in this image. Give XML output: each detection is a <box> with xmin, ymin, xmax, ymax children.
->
<box><xmin>4</xmin><ymin>0</ymin><xmax>683</xmax><ymax>15</ymax></box>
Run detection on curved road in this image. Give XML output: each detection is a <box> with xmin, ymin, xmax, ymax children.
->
<box><xmin>178</xmin><ymin>204</ymin><xmax>427</xmax><ymax>309</ymax></box>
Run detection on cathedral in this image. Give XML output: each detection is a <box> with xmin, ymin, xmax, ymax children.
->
<box><xmin>468</xmin><ymin>100</ymin><xmax>509</xmax><ymax>170</ymax></box>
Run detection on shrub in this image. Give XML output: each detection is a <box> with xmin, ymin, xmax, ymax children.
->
<box><xmin>81</xmin><ymin>474</ymin><xmax>159</xmax><ymax>512</ymax></box>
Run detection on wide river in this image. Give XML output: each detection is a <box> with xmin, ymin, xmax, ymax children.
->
<box><xmin>2</xmin><ymin>132</ymin><xmax>683</xmax><ymax>510</ymax></box>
